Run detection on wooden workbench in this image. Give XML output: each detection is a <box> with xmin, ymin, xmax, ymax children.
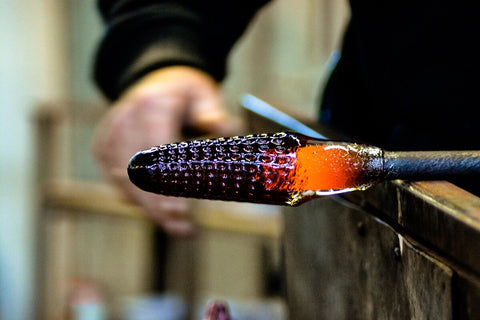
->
<box><xmin>283</xmin><ymin>180</ymin><xmax>480</xmax><ymax>319</ymax></box>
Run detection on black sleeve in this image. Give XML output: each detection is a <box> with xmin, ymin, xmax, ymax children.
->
<box><xmin>93</xmin><ymin>0</ymin><xmax>270</xmax><ymax>100</ymax></box>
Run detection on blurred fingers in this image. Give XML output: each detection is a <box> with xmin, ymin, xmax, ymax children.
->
<box><xmin>144</xmin><ymin>195</ymin><xmax>196</xmax><ymax>237</ymax></box>
<box><xmin>107</xmin><ymin>169</ymin><xmax>196</xmax><ymax>237</ymax></box>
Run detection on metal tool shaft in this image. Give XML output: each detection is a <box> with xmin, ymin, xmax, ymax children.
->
<box><xmin>383</xmin><ymin>151</ymin><xmax>480</xmax><ymax>180</ymax></box>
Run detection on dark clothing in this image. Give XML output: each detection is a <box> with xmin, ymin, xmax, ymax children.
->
<box><xmin>94</xmin><ymin>0</ymin><xmax>480</xmax><ymax>192</ymax></box>
<box><xmin>94</xmin><ymin>0</ymin><xmax>269</xmax><ymax>100</ymax></box>
<box><xmin>320</xmin><ymin>2</ymin><xmax>480</xmax><ymax>151</ymax></box>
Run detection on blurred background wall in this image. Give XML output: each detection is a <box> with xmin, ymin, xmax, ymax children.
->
<box><xmin>1</xmin><ymin>2</ymin><xmax>71</xmax><ymax>319</ymax></box>
<box><xmin>0</xmin><ymin>0</ymin><xmax>348</xmax><ymax>319</ymax></box>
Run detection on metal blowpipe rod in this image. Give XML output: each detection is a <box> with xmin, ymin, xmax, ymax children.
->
<box><xmin>127</xmin><ymin>132</ymin><xmax>480</xmax><ymax>206</ymax></box>
<box><xmin>383</xmin><ymin>150</ymin><xmax>480</xmax><ymax>180</ymax></box>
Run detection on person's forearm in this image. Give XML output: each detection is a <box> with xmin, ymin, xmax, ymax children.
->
<box><xmin>94</xmin><ymin>0</ymin><xmax>270</xmax><ymax>100</ymax></box>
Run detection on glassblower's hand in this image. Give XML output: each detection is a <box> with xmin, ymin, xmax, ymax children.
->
<box><xmin>91</xmin><ymin>66</ymin><xmax>240</xmax><ymax>236</ymax></box>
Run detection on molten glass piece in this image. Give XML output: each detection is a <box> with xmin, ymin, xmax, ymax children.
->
<box><xmin>128</xmin><ymin>132</ymin><xmax>384</xmax><ymax>206</ymax></box>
